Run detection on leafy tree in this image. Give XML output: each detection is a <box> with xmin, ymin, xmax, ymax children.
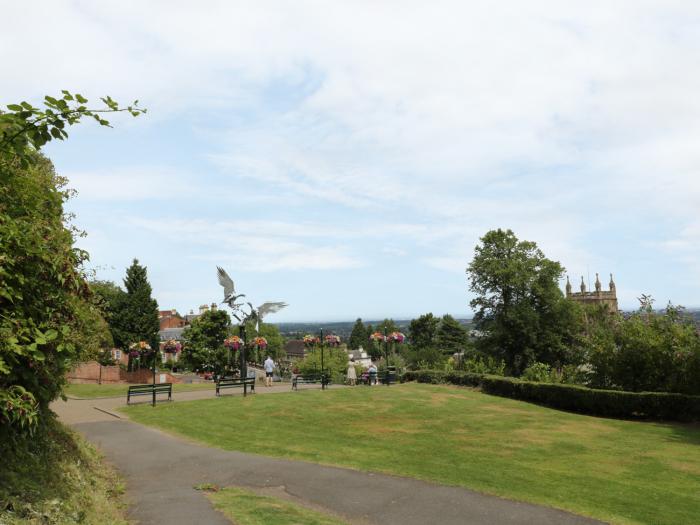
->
<box><xmin>408</xmin><ymin>313</ymin><xmax>440</xmax><ymax>349</ymax></box>
<box><xmin>90</xmin><ymin>280</ymin><xmax>125</xmax><ymax>347</ymax></box>
<box><xmin>236</xmin><ymin>321</ymin><xmax>285</xmax><ymax>362</ymax></box>
<box><xmin>586</xmin><ymin>301</ymin><xmax>700</xmax><ymax>394</ymax></box>
<box><xmin>181</xmin><ymin>310</ymin><xmax>232</xmax><ymax>375</ymax></box>
<box><xmin>436</xmin><ymin>314</ymin><xmax>470</xmax><ymax>355</ymax></box>
<box><xmin>0</xmin><ymin>90</ymin><xmax>143</xmax><ymax>432</ymax></box>
<box><xmin>295</xmin><ymin>346</ymin><xmax>348</xmax><ymax>381</ymax></box>
<box><xmin>348</xmin><ymin>318</ymin><xmax>367</xmax><ymax>350</ymax></box>
<box><xmin>467</xmin><ymin>229</ymin><xmax>583</xmax><ymax>374</ymax></box>
<box><xmin>375</xmin><ymin>318</ymin><xmax>398</xmax><ymax>334</ymax></box>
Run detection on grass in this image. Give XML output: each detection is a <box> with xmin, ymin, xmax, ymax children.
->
<box><xmin>65</xmin><ymin>381</ymin><xmax>215</xmax><ymax>398</ymax></box>
<box><xmin>124</xmin><ymin>383</ymin><xmax>700</xmax><ymax>525</ymax></box>
<box><xmin>199</xmin><ymin>485</ymin><xmax>347</xmax><ymax>525</ymax></box>
<box><xmin>0</xmin><ymin>417</ymin><xmax>127</xmax><ymax>524</ymax></box>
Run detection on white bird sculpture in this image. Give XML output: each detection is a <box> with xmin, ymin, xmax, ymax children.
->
<box><xmin>247</xmin><ymin>301</ymin><xmax>288</xmax><ymax>332</ymax></box>
<box><xmin>217</xmin><ymin>266</ymin><xmax>246</xmax><ymax>307</ymax></box>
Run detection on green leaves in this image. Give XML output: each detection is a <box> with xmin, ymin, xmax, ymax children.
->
<box><xmin>0</xmin><ymin>91</ymin><xmax>146</xmax><ymax>164</ymax></box>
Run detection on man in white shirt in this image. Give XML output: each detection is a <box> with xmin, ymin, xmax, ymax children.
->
<box><xmin>263</xmin><ymin>356</ymin><xmax>275</xmax><ymax>387</ymax></box>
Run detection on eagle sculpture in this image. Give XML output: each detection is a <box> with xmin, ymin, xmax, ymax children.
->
<box><xmin>216</xmin><ymin>267</ymin><xmax>287</xmax><ymax>328</ymax></box>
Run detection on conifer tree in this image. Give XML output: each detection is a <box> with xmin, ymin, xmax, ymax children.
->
<box><xmin>348</xmin><ymin>318</ymin><xmax>367</xmax><ymax>350</ymax></box>
<box><xmin>115</xmin><ymin>259</ymin><xmax>160</xmax><ymax>369</ymax></box>
<box><xmin>436</xmin><ymin>314</ymin><xmax>470</xmax><ymax>355</ymax></box>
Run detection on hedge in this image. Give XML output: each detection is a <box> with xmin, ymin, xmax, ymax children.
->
<box><xmin>401</xmin><ymin>370</ymin><xmax>700</xmax><ymax>422</ymax></box>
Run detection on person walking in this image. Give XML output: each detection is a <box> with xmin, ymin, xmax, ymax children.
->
<box><xmin>263</xmin><ymin>355</ymin><xmax>275</xmax><ymax>387</ymax></box>
<box><xmin>347</xmin><ymin>358</ymin><xmax>357</xmax><ymax>386</ymax></box>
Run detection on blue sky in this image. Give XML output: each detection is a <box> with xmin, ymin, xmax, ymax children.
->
<box><xmin>4</xmin><ymin>1</ymin><xmax>700</xmax><ymax>321</ymax></box>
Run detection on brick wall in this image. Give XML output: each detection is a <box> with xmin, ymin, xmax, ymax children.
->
<box><xmin>67</xmin><ymin>362</ymin><xmax>121</xmax><ymax>383</ymax></box>
<box><xmin>67</xmin><ymin>361</ymin><xmax>182</xmax><ymax>384</ymax></box>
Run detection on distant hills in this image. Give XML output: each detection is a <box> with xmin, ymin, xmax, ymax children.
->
<box><xmin>274</xmin><ymin>319</ymin><xmax>473</xmax><ymax>340</ymax></box>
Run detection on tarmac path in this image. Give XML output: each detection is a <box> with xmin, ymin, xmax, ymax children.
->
<box><xmin>53</xmin><ymin>386</ymin><xmax>604</xmax><ymax>525</ymax></box>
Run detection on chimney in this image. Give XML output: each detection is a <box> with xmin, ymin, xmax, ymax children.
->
<box><xmin>199</xmin><ymin>304</ymin><xmax>209</xmax><ymax>314</ymax></box>
<box><xmin>210</xmin><ymin>303</ymin><xmax>217</xmax><ymax>312</ymax></box>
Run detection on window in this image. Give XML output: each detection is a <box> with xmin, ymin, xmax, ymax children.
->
<box><xmin>114</xmin><ymin>349</ymin><xmax>121</xmax><ymax>361</ymax></box>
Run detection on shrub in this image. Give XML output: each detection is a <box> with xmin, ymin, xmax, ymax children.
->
<box><xmin>402</xmin><ymin>370</ymin><xmax>700</xmax><ymax>422</ymax></box>
<box><xmin>521</xmin><ymin>362</ymin><xmax>553</xmax><ymax>382</ymax></box>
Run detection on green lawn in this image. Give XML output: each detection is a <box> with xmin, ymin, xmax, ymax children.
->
<box><xmin>201</xmin><ymin>486</ymin><xmax>347</xmax><ymax>525</ymax></box>
<box><xmin>65</xmin><ymin>382</ymin><xmax>215</xmax><ymax>398</ymax></box>
<box><xmin>124</xmin><ymin>383</ymin><xmax>700</xmax><ymax>525</ymax></box>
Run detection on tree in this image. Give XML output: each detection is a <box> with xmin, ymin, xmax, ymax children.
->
<box><xmin>586</xmin><ymin>301</ymin><xmax>700</xmax><ymax>394</ymax></box>
<box><xmin>467</xmin><ymin>229</ymin><xmax>582</xmax><ymax>374</ymax></box>
<box><xmin>408</xmin><ymin>313</ymin><xmax>440</xmax><ymax>349</ymax></box>
<box><xmin>348</xmin><ymin>318</ymin><xmax>367</xmax><ymax>350</ymax></box>
<box><xmin>0</xmin><ymin>92</ymin><xmax>144</xmax><ymax>432</ymax></box>
<box><xmin>114</xmin><ymin>260</ymin><xmax>160</xmax><ymax>370</ymax></box>
<box><xmin>90</xmin><ymin>280</ymin><xmax>126</xmax><ymax>347</ymax></box>
<box><xmin>436</xmin><ymin>314</ymin><xmax>470</xmax><ymax>355</ymax></box>
<box><xmin>181</xmin><ymin>310</ymin><xmax>232</xmax><ymax>374</ymax></box>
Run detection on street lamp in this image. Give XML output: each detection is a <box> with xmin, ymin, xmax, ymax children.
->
<box><xmin>369</xmin><ymin>330</ymin><xmax>405</xmax><ymax>385</ymax></box>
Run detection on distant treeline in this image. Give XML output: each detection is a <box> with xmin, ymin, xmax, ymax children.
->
<box><xmin>275</xmin><ymin>319</ymin><xmax>473</xmax><ymax>340</ymax></box>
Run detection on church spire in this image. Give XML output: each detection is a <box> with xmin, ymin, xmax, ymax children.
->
<box><xmin>580</xmin><ymin>276</ymin><xmax>586</xmax><ymax>293</ymax></box>
<box><xmin>566</xmin><ymin>275</ymin><xmax>572</xmax><ymax>296</ymax></box>
<box><xmin>595</xmin><ymin>273</ymin><xmax>601</xmax><ymax>292</ymax></box>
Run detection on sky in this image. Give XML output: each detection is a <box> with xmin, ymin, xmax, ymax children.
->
<box><xmin>3</xmin><ymin>1</ymin><xmax>700</xmax><ymax>321</ymax></box>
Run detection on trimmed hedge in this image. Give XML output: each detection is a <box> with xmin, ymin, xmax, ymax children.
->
<box><xmin>401</xmin><ymin>370</ymin><xmax>700</xmax><ymax>422</ymax></box>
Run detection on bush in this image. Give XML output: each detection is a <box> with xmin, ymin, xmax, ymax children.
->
<box><xmin>402</xmin><ymin>370</ymin><xmax>700</xmax><ymax>421</ymax></box>
<box><xmin>521</xmin><ymin>362</ymin><xmax>553</xmax><ymax>382</ymax></box>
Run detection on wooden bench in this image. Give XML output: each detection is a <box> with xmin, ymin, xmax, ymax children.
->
<box><xmin>216</xmin><ymin>377</ymin><xmax>255</xmax><ymax>396</ymax></box>
<box><xmin>127</xmin><ymin>383</ymin><xmax>172</xmax><ymax>405</ymax></box>
<box><xmin>292</xmin><ymin>374</ymin><xmax>331</xmax><ymax>390</ymax></box>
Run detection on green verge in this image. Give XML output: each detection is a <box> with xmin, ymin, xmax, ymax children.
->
<box><xmin>201</xmin><ymin>486</ymin><xmax>347</xmax><ymax>525</ymax></box>
<box><xmin>124</xmin><ymin>383</ymin><xmax>700</xmax><ymax>525</ymax></box>
<box><xmin>0</xmin><ymin>417</ymin><xmax>127</xmax><ymax>524</ymax></box>
<box><xmin>65</xmin><ymin>381</ymin><xmax>215</xmax><ymax>399</ymax></box>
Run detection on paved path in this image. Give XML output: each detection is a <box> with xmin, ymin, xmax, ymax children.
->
<box><xmin>54</xmin><ymin>389</ymin><xmax>604</xmax><ymax>525</ymax></box>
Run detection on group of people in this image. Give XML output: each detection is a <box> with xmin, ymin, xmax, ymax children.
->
<box><xmin>346</xmin><ymin>358</ymin><xmax>378</xmax><ymax>386</ymax></box>
<box><xmin>262</xmin><ymin>355</ymin><xmax>381</xmax><ymax>386</ymax></box>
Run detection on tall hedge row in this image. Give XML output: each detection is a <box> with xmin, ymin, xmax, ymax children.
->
<box><xmin>401</xmin><ymin>370</ymin><xmax>700</xmax><ymax>422</ymax></box>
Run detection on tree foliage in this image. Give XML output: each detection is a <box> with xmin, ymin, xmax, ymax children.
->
<box><xmin>348</xmin><ymin>318</ymin><xmax>367</xmax><ymax>350</ymax></box>
<box><xmin>181</xmin><ymin>310</ymin><xmax>232</xmax><ymax>374</ymax></box>
<box><xmin>0</xmin><ymin>92</ymin><xmax>144</xmax><ymax>432</ymax></box>
<box><xmin>118</xmin><ymin>260</ymin><xmax>160</xmax><ymax>351</ymax></box>
<box><xmin>586</xmin><ymin>302</ymin><xmax>700</xmax><ymax>394</ymax></box>
<box><xmin>408</xmin><ymin>313</ymin><xmax>440</xmax><ymax>349</ymax></box>
<box><xmin>467</xmin><ymin>229</ymin><xmax>583</xmax><ymax>374</ymax></box>
<box><xmin>436</xmin><ymin>314</ymin><xmax>470</xmax><ymax>355</ymax></box>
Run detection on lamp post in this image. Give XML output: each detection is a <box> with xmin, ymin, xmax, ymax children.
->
<box><xmin>320</xmin><ymin>328</ymin><xmax>325</xmax><ymax>388</ymax></box>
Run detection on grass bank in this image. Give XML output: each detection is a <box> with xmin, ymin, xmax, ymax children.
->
<box><xmin>65</xmin><ymin>381</ymin><xmax>215</xmax><ymax>399</ymax></box>
<box><xmin>200</xmin><ymin>485</ymin><xmax>347</xmax><ymax>525</ymax></box>
<box><xmin>125</xmin><ymin>383</ymin><xmax>700</xmax><ymax>525</ymax></box>
<box><xmin>0</xmin><ymin>417</ymin><xmax>127</xmax><ymax>524</ymax></box>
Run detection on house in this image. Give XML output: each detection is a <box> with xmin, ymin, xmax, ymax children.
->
<box><xmin>159</xmin><ymin>308</ymin><xmax>186</xmax><ymax>330</ymax></box>
<box><xmin>284</xmin><ymin>340</ymin><xmax>305</xmax><ymax>359</ymax></box>
<box><xmin>109</xmin><ymin>348</ymin><xmax>129</xmax><ymax>366</ymax></box>
<box><xmin>347</xmin><ymin>346</ymin><xmax>373</xmax><ymax>368</ymax></box>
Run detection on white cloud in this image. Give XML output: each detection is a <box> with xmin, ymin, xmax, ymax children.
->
<box><xmin>6</xmin><ymin>1</ymin><xmax>700</xmax><ymax>313</ymax></box>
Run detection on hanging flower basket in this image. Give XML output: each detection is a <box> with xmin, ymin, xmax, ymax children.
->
<box><xmin>129</xmin><ymin>341</ymin><xmax>151</xmax><ymax>357</ymax></box>
<box><xmin>303</xmin><ymin>335</ymin><xmax>320</xmax><ymax>346</ymax></box>
<box><xmin>369</xmin><ymin>332</ymin><xmax>386</xmax><ymax>343</ymax></box>
<box><xmin>253</xmin><ymin>336</ymin><xmax>268</xmax><ymax>348</ymax></box>
<box><xmin>163</xmin><ymin>339</ymin><xmax>181</xmax><ymax>353</ymax></box>
<box><xmin>325</xmin><ymin>334</ymin><xmax>341</xmax><ymax>346</ymax></box>
<box><xmin>389</xmin><ymin>331</ymin><xmax>405</xmax><ymax>344</ymax></box>
<box><xmin>224</xmin><ymin>336</ymin><xmax>243</xmax><ymax>350</ymax></box>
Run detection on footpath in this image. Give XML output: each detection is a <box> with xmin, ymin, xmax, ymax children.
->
<box><xmin>52</xmin><ymin>387</ymin><xmax>603</xmax><ymax>525</ymax></box>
